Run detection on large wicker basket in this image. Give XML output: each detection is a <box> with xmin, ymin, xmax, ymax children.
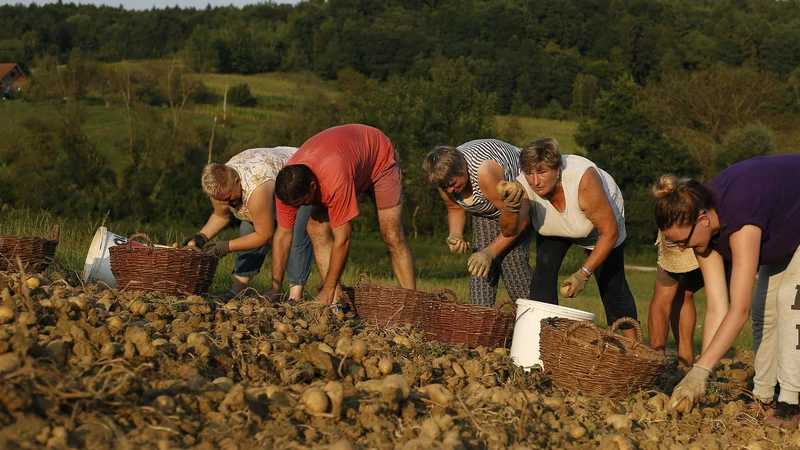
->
<box><xmin>420</xmin><ymin>291</ymin><xmax>516</xmax><ymax>349</ymax></box>
<box><xmin>109</xmin><ymin>233</ymin><xmax>219</xmax><ymax>296</ymax></box>
<box><xmin>353</xmin><ymin>273</ymin><xmax>437</xmax><ymax>326</ymax></box>
<box><xmin>540</xmin><ymin>317</ymin><xmax>668</xmax><ymax>397</ymax></box>
<box><xmin>0</xmin><ymin>226</ymin><xmax>59</xmax><ymax>274</ymax></box>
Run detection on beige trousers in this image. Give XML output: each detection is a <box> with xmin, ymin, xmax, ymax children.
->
<box><xmin>751</xmin><ymin>246</ymin><xmax>800</xmax><ymax>405</ymax></box>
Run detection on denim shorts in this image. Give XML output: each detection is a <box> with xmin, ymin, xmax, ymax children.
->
<box><xmin>233</xmin><ymin>205</ymin><xmax>313</xmax><ymax>286</ymax></box>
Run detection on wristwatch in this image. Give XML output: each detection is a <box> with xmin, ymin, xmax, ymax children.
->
<box><xmin>580</xmin><ymin>266</ymin><xmax>593</xmax><ymax>277</ymax></box>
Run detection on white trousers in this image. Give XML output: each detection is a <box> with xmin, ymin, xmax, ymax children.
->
<box><xmin>751</xmin><ymin>246</ymin><xmax>800</xmax><ymax>405</ymax></box>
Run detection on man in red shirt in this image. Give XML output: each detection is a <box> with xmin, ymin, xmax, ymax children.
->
<box><xmin>272</xmin><ymin>124</ymin><xmax>416</xmax><ymax>305</ymax></box>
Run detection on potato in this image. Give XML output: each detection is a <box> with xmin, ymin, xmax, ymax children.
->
<box><xmin>0</xmin><ymin>305</ymin><xmax>14</xmax><ymax>324</ymax></box>
<box><xmin>25</xmin><ymin>277</ymin><xmax>40</xmax><ymax>289</ymax></box>
<box><xmin>605</xmin><ymin>414</ymin><xmax>632</xmax><ymax>431</ymax></box>
<box><xmin>423</xmin><ymin>384</ymin><xmax>454</xmax><ymax>407</ymax></box>
<box><xmin>377</xmin><ymin>357</ymin><xmax>393</xmax><ymax>375</ymax></box>
<box><xmin>302</xmin><ymin>388</ymin><xmax>330</xmax><ymax>414</ymax></box>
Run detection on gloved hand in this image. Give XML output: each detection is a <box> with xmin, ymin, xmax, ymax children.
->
<box><xmin>446</xmin><ymin>234</ymin><xmax>471</xmax><ymax>254</ymax></box>
<box><xmin>560</xmin><ymin>268</ymin><xmax>591</xmax><ymax>298</ymax></box>
<box><xmin>669</xmin><ymin>364</ymin><xmax>712</xmax><ymax>413</ymax></box>
<box><xmin>182</xmin><ymin>233</ymin><xmax>208</xmax><ymax>248</ymax></box>
<box><xmin>205</xmin><ymin>240</ymin><xmax>231</xmax><ymax>258</ymax></box>
<box><xmin>468</xmin><ymin>248</ymin><xmax>496</xmax><ymax>278</ymax></box>
<box><xmin>496</xmin><ymin>181</ymin><xmax>524</xmax><ymax>212</ymax></box>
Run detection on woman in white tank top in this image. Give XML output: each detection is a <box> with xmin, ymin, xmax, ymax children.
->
<box><xmin>497</xmin><ymin>138</ymin><xmax>638</xmax><ymax>338</ymax></box>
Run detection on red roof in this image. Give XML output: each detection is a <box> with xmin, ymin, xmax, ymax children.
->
<box><xmin>0</xmin><ymin>63</ymin><xmax>21</xmax><ymax>79</ymax></box>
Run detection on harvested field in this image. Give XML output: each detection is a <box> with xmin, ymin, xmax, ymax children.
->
<box><xmin>0</xmin><ymin>271</ymin><xmax>798</xmax><ymax>450</ymax></box>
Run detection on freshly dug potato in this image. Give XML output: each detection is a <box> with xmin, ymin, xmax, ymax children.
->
<box><xmin>422</xmin><ymin>384</ymin><xmax>454</xmax><ymax>407</ymax></box>
<box><xmin>302</xmin><ymin>388</ymin><xmax>330</xmax><ymax>414</ymax></box>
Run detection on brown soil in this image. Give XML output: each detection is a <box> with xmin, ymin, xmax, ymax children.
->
<box><xmin>0</xmin><ymin>272</ymin><xmax>799</xmax><ymax>449</ymax></box>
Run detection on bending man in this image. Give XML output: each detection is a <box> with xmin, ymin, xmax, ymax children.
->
<box><xmin>273</xmin><ymin>124</ymin><xmax>416</xmax><ymax>305</ymax></box>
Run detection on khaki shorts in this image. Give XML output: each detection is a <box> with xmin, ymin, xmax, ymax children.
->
<box><xmin>656</xmin><ymin>266</ymin><xmax>704</xmax><ymax>292</ymax></box>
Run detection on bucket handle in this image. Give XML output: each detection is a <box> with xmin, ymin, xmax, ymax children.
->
<box><xmin>126</xmin><ymin>233</ymin><xmax>154</xmax><ymax>253</ymax></box>
<box><xmin>49</xmin><ymin>225</ymin><xmax>60</xmax><ymax>241</ymax></box>
<box><xmin>432</xmin><ymin>288</ymin><xmax>457</xmax><ymax>303</ymax></box>
<box><xmin>355</xmin><ymin>273</ymin><xmax>371</xmax><ymax>287</ymax></box>
<box><xmin>604</xmin><ymin>317</ymin><xmax>644</xmax><ymax>344</ymax></box>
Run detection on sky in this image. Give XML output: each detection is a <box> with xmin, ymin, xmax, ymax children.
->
<box><xmin>2</xmin><ymin>0</ymin><xmax>301</xmax><ymax>9</ymax></box>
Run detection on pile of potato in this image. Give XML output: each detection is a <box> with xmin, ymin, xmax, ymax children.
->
<box><xmin>0</xmin><ymin>271</ymin><xmax>798</xmax><ymax>449</ymax></box>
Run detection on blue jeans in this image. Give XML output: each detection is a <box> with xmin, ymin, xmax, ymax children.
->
<box><xmin>233</xmin><ymin>205</ymin><xmax>313</xmax><ymax>286</ymax></box>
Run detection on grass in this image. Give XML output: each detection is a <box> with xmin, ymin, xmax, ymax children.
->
<box><xmin>1</xmin><ymin>207</ymin><xmax>753</xmax><ymax>353</ymax></box>
<box><xmin>495</xmin><ymin>115</ymin><xmax>583</xmax><ymax>154</ymax></box>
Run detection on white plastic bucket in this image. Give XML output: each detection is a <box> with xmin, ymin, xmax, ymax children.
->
<box><xmin>83</xmin><ymin>227</ymin><xmax>131</xmax><ymax>289</ymax></box>
<box><xmin>509</xmin><ymin>298</ymin><xmax>596</xmax><ymax>371</ymax></box>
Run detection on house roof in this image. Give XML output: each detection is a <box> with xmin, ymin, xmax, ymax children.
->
<box><xmin>0</xmin><ymin>63</ymin><xmax>22</xmax><ymax>79</ymax></box>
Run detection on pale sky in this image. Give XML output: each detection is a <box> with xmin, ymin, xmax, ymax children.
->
<box><xmin>3</xmin><ymin>0</ymin><xmax>301</xmax><ymax>10</ymax></box>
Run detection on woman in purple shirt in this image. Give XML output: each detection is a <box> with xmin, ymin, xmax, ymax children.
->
<box><xmin>654</xmin><ymin>155</ymin><xmax>800</xmax><ymax>427</ymax></box>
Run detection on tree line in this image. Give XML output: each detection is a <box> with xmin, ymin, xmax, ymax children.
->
<box><xmin>3</xmin><ymin>0</ymin><xmax>800</xmax><ymax>115</ymax></box>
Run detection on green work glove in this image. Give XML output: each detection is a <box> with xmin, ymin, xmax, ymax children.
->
<box><xmin>467</xmin><ymin>248</ymin><xmax>496</xmax><ymax>278</ymax></box>
<box><xmin>205</xmin><ymin>240</ymin><xmax>231</xmax><ymax>258</ymax></box>
<box><xmin>496</xmin><ymin>180</ymin><xmax>524</xmax><ymax>213</ymax></box>
<box><xmin>182</xmin><ymin>233</ymin><xmax>208</xmax><ymax>248</ymax></box>
<box><xmin>446</xmin><ymin>233</ymin><xmax>471</xmax><ymax>254</ymax></box>
<box><xmin>669</xmin><ymin>364</ymin><xmax>712</xmax><ymax>413</ymax></box>
<box><xmin>560</xmin><ymin>267</ymin><xmax>591</xmax><ymax>298</ymax></box>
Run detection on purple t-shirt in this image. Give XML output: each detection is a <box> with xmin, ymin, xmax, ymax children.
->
<box><xmin>708</xmin><ymin>154</ymin><xmax>800</xmax><ymax>265</ymax></box>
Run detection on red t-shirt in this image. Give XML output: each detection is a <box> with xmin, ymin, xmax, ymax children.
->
<box><xmin>276</xmin><ymin>124</ymin><xmax>397</xmax><ymax>229</ymax></box>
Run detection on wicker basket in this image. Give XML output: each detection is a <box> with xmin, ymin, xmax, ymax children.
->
<box><xmin>421</xmin><ymin>291</ymin><xmax>516</xmax><ymax>349</ymax></box>
<box><xmin>540</xmin><ymin>317</ymin><xmax>668</xmax><ymax>397</ymax></box>
<box><xmin>0</xmin><ymin>226</ymin><xmax>59</xmax><ymax>274</ymax></box>
<box><xmin>109</xmin><ymin>233</ymin><xmax>219</xmax><ymax>296</ymax></box>
<box><xmin>353</xmin><ymin>273</ymin><xmax>437</xmax><ymax>326</ymax></box>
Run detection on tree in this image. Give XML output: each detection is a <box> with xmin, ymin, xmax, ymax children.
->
<box><xmin>572</xmin><ymin>73</ymin><xmax>600</xmax><ymax>118</ymax></box>
<box><xmin>713</xmin><ymin>122</ymin><xmax>775</xmax><ymax>174</ymax></box>
<box><xmin>576</xmin><ymin>74</ymin><xmax>697</xmax><ymax>248</ymax></box>
<box><xmin>644</xmin><ymin>63</ymin><xmax>783</xmax><ymax>180</ymax></box>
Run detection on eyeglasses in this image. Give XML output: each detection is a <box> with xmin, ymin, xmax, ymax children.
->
<box><xmin>663</xmin><ymin>211</ymin><xmax>704</xmax><ymax>249</ymax></box>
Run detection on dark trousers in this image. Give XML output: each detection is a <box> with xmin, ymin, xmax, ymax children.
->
<box><xmin>529</xmin><ymin>233</ymin><xmax>638</xmax><ymax>326</ymax></box>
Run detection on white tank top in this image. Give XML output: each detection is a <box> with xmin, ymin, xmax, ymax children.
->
<box><xmin>225</xmin><ymin>147</ymin><xmax>297</xmax><ymax>222</ymax></box>
<box><xmin>517</xmin><ymin>154</ymin><xmax>626</xmax><ymax>250</ymax></box>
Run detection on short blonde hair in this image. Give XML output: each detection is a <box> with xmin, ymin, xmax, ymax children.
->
<box><xmin>422</xmin><ymin>145</ymin><xmax>466</xmax><ymax>189</ymax></box>
<box><xmin>201</xmin><ymin>164</ymin><xmax>238</xmax><ymax>197</ymax></box>
<box><xmin>520</xmin><ymin>138</ymin><xmax>563</xmax><ymax>172</ymax></box>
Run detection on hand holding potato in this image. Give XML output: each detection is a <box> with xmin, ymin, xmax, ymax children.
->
<box><xmin>496</xmin><ymin>181</ymin><xmax>524</xmax><ymax>212</ymax></box>
<box><xmin>669</xmin><ymin>365</ymin><xmax>711</xmax><ymax>414</ymax></box>
<box><xmin>445</xmin><ymin>234</ymin><xmax>471</xmax><ymax>254</ymax></box>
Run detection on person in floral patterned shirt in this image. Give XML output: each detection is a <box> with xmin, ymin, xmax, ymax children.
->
<box><xmin>183</xmin><ymin>147</ymin><xmax>314</xmax><ymax>300</ymax></box>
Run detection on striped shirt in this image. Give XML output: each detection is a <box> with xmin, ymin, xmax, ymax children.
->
<box><xmin>453</xmin><ymin>139</ymin><xmax>522</xmax><ymax>219</ymax></box>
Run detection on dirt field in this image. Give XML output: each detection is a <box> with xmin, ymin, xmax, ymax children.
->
<box><xmin>1</xmin><ymin>271</ymin><xmax>799</xmax><ymax>450</ymax></box>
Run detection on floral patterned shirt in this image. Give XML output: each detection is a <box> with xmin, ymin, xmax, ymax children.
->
<box><xmin>225</xmin><ymin>147</ymin><xmax>297</xmax><ymax>222</ymax></box>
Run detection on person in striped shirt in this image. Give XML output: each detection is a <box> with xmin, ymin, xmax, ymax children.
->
<box><xmin>423</xmin><ymin>139</ymin><xmax>533</xmax><ymax>307</ymax></box>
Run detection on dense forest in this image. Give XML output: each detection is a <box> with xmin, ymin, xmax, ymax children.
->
<box><xmin>1</xmin><ymin>0</ymin><xmax>799</xmax><ymax>247</ymax></box>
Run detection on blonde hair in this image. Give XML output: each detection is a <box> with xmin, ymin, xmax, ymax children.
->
<box><xmin>520</xmin><ymin>138</ymin><xmax>563</xmax><ymax>172</ymax></box>
<box><xmin>653</xmin><ymin>174</ymin><xmax>715</xmax><ymax>230</ymax></box>
<box><xmin>422</xmin><ymin>145</ymin><xmax>467</xmax><ymax>189</ymax></box>
<box><xmin>201</xmin><ymin>164</ymin><xmax>238</xmax><ymax>197</ymax></box>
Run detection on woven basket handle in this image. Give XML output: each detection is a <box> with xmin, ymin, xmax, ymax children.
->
<box><xmin>495</xmin><ymin>299</ymin><xmax>515</xmax><ymax>313</ymax></box>
<box><xmin>605</xmin><ymin>317</ymin><xmax>644</xmax><ymax>344</ymax></box>
<box><xmin>49</xmin><ymin>225</ymin><xmax>60</xmax><ymax>241</ymax></box>
<box><xmin>433</xmin><ymin>288</ymin><xmax>457</xmax><ymax>303</ymax></box>
<box><xmin>355</xmin><ymin>273</ymin><xmax>371</xmax><ymax>286</ymax></box>
<box><xmin>126</xmin><ymin>233</ymin><xmax>154</xmax><ymax>252</ymax></box>
<box><xmin>563</xmin><ymin>319</ymin><xmax>595</xmax><ymax>339</ymax></box>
